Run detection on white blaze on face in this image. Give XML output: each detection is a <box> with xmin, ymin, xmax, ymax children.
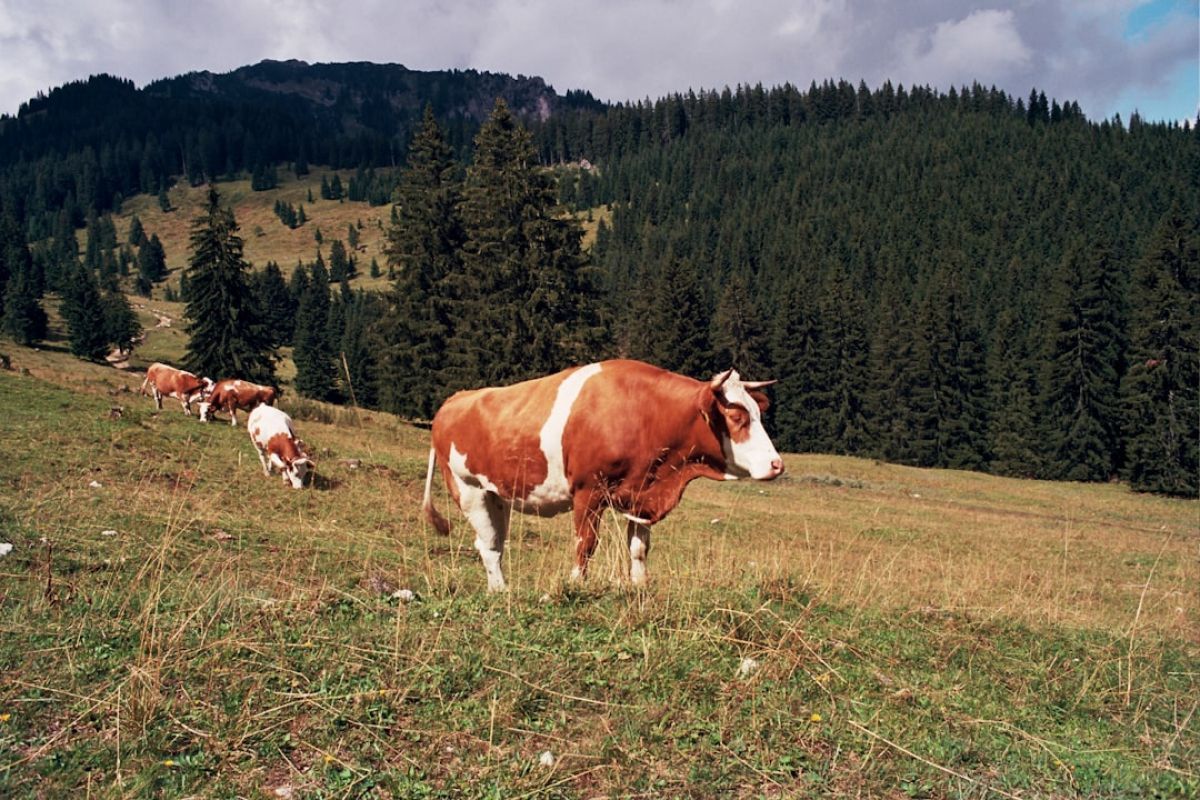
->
<box><xmin>717</xmin><ymin>371</ymin><xmax>783</xmax><ymax>481</ymax></box>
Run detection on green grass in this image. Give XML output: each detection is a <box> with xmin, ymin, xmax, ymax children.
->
<box><xmin>0</xmin><ymin>355</ymin><xmax>1196</xmax><ymax>798</ymax></box>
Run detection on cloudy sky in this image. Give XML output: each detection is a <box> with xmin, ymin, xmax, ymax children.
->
<box><xmin>0</xmin><ymin>0</ymin><xmax>1195</xmax><ymax>122</ymax></box>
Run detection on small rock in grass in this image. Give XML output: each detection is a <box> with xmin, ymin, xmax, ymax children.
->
<box><xmin>736</xmin><ymin>657</ymin><xmax>760</xmax><ymax>679</ymax></box>
<box><xmin>710</xmin><ymin>517</ymin><xmax>722</xmax><ymax>525</ymax></box>
<box><xmin>273</xmin><ymin>787</ymin><xmax>294</xmax><ymax>799</ymax></box>
<box><xmin>391</xmin><ymin>588</ymin><xmax>415</xmax><ymax>602</ymax></box>
<box><xmin>88</xmin><ymin>480</ymin><xmax>103</xmax><ymax>489</ymax></box>
<box><xmin>538</xmin><ymin>750</ymin><xmax>555</xmax><ymax>768</ymax></box>
<box><xmin>0</xmin><ymin>543</ymin><xmax>12</xmax><ymax>557</ymax></box>
<box><xmin>101</xmin><ymin>530</ymin><xmax>118</xmax><ymax>537</ymax></box>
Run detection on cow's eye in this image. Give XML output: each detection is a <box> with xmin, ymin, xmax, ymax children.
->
<box><xmin>726</xmin><ymin>406</ymin><xmax>749</xmax><ymax>428</ymax></box>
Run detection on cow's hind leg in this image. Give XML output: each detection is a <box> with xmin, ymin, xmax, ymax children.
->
<box><xmin>255</xmin><ymin>445</ymin><xmax>271</xmax><ymax>476</ymax></box>
<box><xmin>460</xmin><ymin>487</ymin><xmax>510</xmax><ymax>593</ymax></box>
<box><xmin>570</xmin><ymin>492</ymin><xmax>605</xmax><ymax>581</ymax></box>
<box><xmin>153</xmin><ymin>388</ymin><xmax>163</xmax><ymax>410</ymax></box>
<box><xmin>626</xmin><ymin>520</ymin><xmax>651</xmax><ymax>586</ymax></box>
<box><xmin>229</xmin><ymin>406</ymin><xmax>238</xmax><ymax>426</ymax></box>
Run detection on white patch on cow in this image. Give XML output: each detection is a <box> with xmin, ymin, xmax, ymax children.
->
<box><xmin>521</xmin><ymin>363</ymin><xmax>603</xmax><ymax>514</ymax></box>
<box><xmin>198</xmin><ymin>401</ymin><xmax>212</xmax><ymax>422</ymax></box>
<box><xmin>448</xmin><ymin>443</ymin><xmax>501</xmax><ymax>495</ymax></box>
<box><xmin>717</xmin><ymin>372</ymin><xmax>783</xmax><ymax>481</ymax></box>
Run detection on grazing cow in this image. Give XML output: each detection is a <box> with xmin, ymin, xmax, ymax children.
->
<box><xmin>247</xmin><ymin>405</ymin><xmax>312</xmax><ymax>489</ymax></box>
<box><xmin>199</xmin><ymin>379</ymin><xmax>279</xmax><ymax>426</ymax></box>
<box><xmin>140</xmin><ymin>362</ymin><xmax>213</xmax><ymax>415</ymax></box>
<box><xmin>423</xmin><ymin>359</ymin><xmax>783</xmax><ymax>592</ymax></box>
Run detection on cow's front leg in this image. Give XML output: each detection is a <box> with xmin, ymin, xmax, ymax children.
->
<box><xmin>626</xmin><ymin>520</ymin><xmax>651</xmax><ymax>586</ymax></box>
<box><xmin>461</xmin><ymin>488</ymin><xmax>510</xmax><ymax>592</ymax></box>
<box><xmin>229</xmin><ymin>407</ymin><xmax>238</xmax><ymax>427</ymax></box>
<box><xmin>181</xmin><ymin>395</ymin><xmax>192</xmax><ymax>415</ymax></box>
<box><xmin>255</xmin><ymin>445</ymin><xmax>271</xmax><ymax>476</ymax></box>
<box><xmin>153</xmin><ymin>388</ymin><xmax>163</xmax><ymax>410</ymax></box>
<box><xmin>570</xmin><ymin>492</ymin><xmax>604</xmax><ymax>581</ymax></box>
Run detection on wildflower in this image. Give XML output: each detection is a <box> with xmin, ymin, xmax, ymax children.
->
<box><xmin>323</xmin><ymin>754</ymin><xmax>334</xmax><ymax>764</ymax></box>
<box><xmin>0</xmin><ymin>713</ymin><xmax>10</xmax><ymax>722</ymax></box>
<box><xmin>810</xmin><ymin>713</ymin><xmax>822</xmax><ymax>723</ymax></box>
<box><xmin>162</xmin><ymin>759</ymin><xmax>176</xmax><ymax>767</ymax></box>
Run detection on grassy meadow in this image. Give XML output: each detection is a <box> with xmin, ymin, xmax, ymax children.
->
<box><xmin>0</xmin><ymin>283</ymin><xmax>1197</xmax><ymax>799</ymax></box>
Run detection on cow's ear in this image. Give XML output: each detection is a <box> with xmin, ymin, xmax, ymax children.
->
<box><xmin>748</xmin><ymin>389</ymin><xmax>770</xmax><ymax>414</ymax></box>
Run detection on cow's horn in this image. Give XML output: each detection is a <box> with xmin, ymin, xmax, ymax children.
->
<box><xmin>742</xmin><ymin>379</ymin><xmax>778</xmax><ymax>389</ymax></box>
<box><xmin>709</xmin><ymin>369</ymin><xmax>733</xmax><ymax>391</ymax></box>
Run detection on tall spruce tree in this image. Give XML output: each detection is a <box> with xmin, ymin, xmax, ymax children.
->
<box><xmin>711</xmin><ymin>272</ymin><xmax>769</xmax><ymax>378</ymax></box>
<box><xmin>1119</xmin><ymin>208</ymin><xmax>1199</xmax><ymax>496</ymax></box>
<box><xmin>769</xmin><ymin>273</ymin><xmax>828</xmax><ymax>453</ymax></box>
<box><xmin>182</xmin><ymin>187</ymin><xmax>276</xmax><ymax>383</ymax></box>
<box><xmin>101</xmin><ymin>289</ymin><xmax>141</xmax><ymax>354</ymax></box>
<box><xmin>292</xmin><ymin>260</ymin><xmax>338</xmax><ymax>400</ymax></box>
<box><xmin>1038</xmin><ymin>241</ymin><xmax>1125</xmax><ymax>481</ymax></box>
<box><xmin>254</xmin><ymin>261</ymin><xmax>297</xmax><ymax>347</ymax></box>
<box><xmin>377</xmin><ymin>106</ymin><xmax>465</xmax><ymax>418</ymax></box>
<box><xmin>3</xmin><ymin>264</ymin><xmax>48</xmax><ymax>346</ymax></box>
<box><xmin>454</xmin><ymin>98</ymin><xmax>607</xmax><ymax>387</ymax></box>
<box><xmin>60</xmin><ymin>263</ymin><xmax>110</xmax><ymax>360</ymax></box>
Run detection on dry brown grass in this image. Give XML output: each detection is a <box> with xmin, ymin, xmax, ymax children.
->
<box><xmin>114</xmin><ymin>172</ymin><xmax>394</xmax><ymax>297</ymax></box>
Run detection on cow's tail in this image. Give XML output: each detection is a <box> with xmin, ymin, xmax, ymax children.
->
<box><xmin>422</xmin><ymin>447</ymin><xmax>451</xmax><ymax>536</ymax></box>
<box><xmin>138</xmin><ymin>371</ymin><xmax>152</xmax><ymax>396</ymax></box>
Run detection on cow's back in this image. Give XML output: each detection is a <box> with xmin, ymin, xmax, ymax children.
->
<box><xmin>431</xmin><ymin>367</ymin><xmax>585</xmax><ymax>501</ymax></box>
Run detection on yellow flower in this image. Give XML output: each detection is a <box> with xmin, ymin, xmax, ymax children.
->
<box><xmin>323</xmin><ymin>754</ymin><xmax>334</xmax><ymax>764</ymax></box>
<box><xmin>809</xmin><ymin>713</ymin><xmax>822</xmax><ymax>723</ymax></box>
<box><xmin>814</xmin><ymin>673</ymin><xmax>830</xmax><ymax>684</ymax></box>
<box><xmin>162</xmin><ymin>759</ymin><xmax>176</xmax><ymax>767</ymax></box>
<box><xmin>0</xmin><ymin>713</ymin><xmax>10</xmax><ymax>722</ymax></box>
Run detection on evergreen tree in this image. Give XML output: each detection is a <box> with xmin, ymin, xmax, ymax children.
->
<box><xmin>293</xmin><ymin>260</ymin><xmax>338</xmax><ymax>400</ymax></box>
<box><xmin>454</xmin><ymin>99</ymin><xmax>607</xmax><ymax>386</ymax></box>
<box><xmin>1119</xmin><ymin>208</ymin><xmax>1199</xmax><ymax>496</ymax></box>
<box><xmin>137</xmin><ymin>232</ymin><xmax>168</xmax><ymax>287</ymax></box>
<box><xmin>377</xmin><ymin>106</ymin><xmax>466</xmax><ymax>417</ymax></box>
<box><xmin>128</xmin><ymin>214</ymin><xmax>146</xmax><ymax>246</ymax></box>
<box><xmin>369</xmin><ymin>257</ymin><xmax>381</xmax><ymax>278</ymax></box>
<box><xmin>821</xmin><ymin>271</ymin><xmax>871</xmax><ymax>455</ymax></box>
<box><xmin>328</xmin><ymin>239</ymin><xmax>350</xmax><ymax>282</ymax></box>
<box><xmin>3</xmin><ymin>265</ymin><xmax>48</xmax><ymax>346</ymax></box>
<box><xmin>60</xmin><ymin>263</ymin><xmax>110</xmax><ymax>360</ymax></box>
<box><xmin>986</xmin><ymin>307</ymin><xmax>1041</xmax><ymax>476</ymax></box>
<box><xmin>157</xmin><ymin>187</ymin><xmax>171</xmax><ymax>212</ymax></box>
<box><xmin>182</xmin><ymin>187</ymin><xmax>276</xmax><ymax>383</ymax></box>
<box><xmin>770</xmin><ymin>274</ymin><xmax>828</xmax><ymax>453</ymax></box>
<box><xmin>710</xmin><ymin>273</ymin><xmax>768</xmax><ymax>377</ymax></box>
<box><xmin>254</xmin><ymin>261</ymin><xmax>297</xmax><ymax>348</ymax></box>
<box><xmin>1038</xmin><ymin>242</ymin><xmax>1124</xmax><ymax>481</ymax></box>
<box><xmin>101</xmin><ymin>289</ymin><xmax>141</xmax><ymax>354</ymax></box>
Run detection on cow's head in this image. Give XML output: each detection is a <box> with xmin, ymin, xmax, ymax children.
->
<box><xmin>707</xmin><ymin>368</ymin><xmax>784</xmax><ymax>481</ymax></box>
<box><xmin>285</xmin><ymin>456</ymin><xmax>312</xmax><ymax>489</ymax></box>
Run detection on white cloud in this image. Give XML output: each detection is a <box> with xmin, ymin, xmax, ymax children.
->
<box><xmin>894</xmin><ymin>9</ymin><xmax>1031</xmax><ymax>86</ymax></box>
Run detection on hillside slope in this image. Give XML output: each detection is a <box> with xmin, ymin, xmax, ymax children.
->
<box><xmin>0</xmin><ymin>343</ymin><xmax>1195</xmax><ymax>797</ymax></box>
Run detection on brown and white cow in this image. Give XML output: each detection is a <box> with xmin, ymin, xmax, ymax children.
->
<box><xmin>423</xmin><ymin>359</ymin><xmax>783</xmax><ymax>592</ymax></box>
<box><xmin>198</xmin><ymin>379</ymin><xmax>279</xmax><ymax>426</ymax></box>
<box><xmin>140</xmin><ymin>362</ymin><xmax>214</xmax><ymax>415</ymax></box>
<box><xmin>247</xmin><ymin>405</ymin><xmax>312</xmax><ymax>489</ymax></box>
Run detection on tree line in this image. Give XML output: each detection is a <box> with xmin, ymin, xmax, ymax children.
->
<box><xmin>0</xmin><ymin>75</ymin><xmax>1195</xmax><ymax>496</ymax></box>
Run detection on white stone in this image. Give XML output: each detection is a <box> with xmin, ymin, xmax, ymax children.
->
<box><xmin>88</xmin><ymin>480</ymin><xmax>102</xmax><ymax>489</ymax></box>
<box><xmin>736</xmin><ymin>657</ymin><xmax>760</xmax><ymax>679</ymax></box>
<box><xmin>101</xmin><ymin>530</ymin><xmax>118</xmax><ymax>537</ymax></box>
<box><xmin>538</xmin><ymin>750</ymin><xmax>555</xmax><ymax>768</ymax></box>
<box><xmin>0</xmin><ymin>542</ymin><xmax>12</xmax><ymax>557</ymax></box>
<box><xmin>391</xmin><ymin>589</ymin><xmax>415</xmax><ymax>602</ymax></box>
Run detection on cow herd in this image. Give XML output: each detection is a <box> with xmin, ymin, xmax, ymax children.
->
<box><xmin>137</xmin><ymin>358</ymin><xmax>785</xmax><ymax>589</ymax></box>
<box><xmin>139</xmin><ymin>362</ymin><xmax>312</xmax><ymax>489</ymax></box>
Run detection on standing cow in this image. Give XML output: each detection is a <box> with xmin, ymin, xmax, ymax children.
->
<box><xmin>247</xmin><ymin>405</ymin><xmax>312</xmax><ymax>489</ymax></box>
<box><xmin>199</xmin><ymin>379</ymin><xmax>278</xmax><ymax>426</ymax></box>
<box><xmin>140</xmin><ymin>362</ymin><xmax>214</xmax><ymax>415</ymax></box>
<box><xmin>423</xmin><ymin>359</ymin><xmax>783</xmax><ymax>592</ymax></box>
